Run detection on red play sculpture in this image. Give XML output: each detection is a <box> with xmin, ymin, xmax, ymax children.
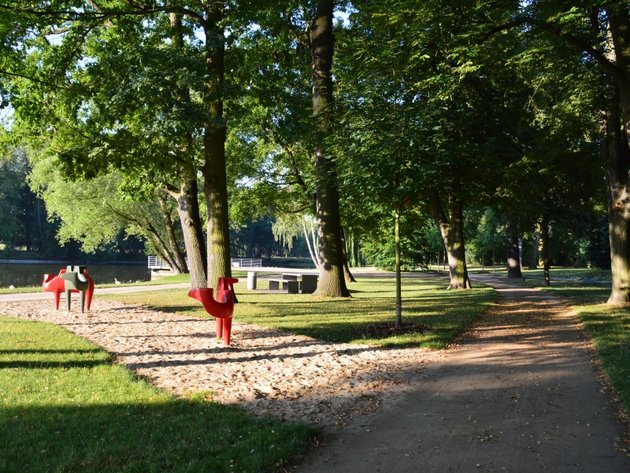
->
<box><xmin>188</xmin><ymin>277</ymin><xmax>239</xmax><ymax>345</ymax></box>
<box><xmin>42</xmin><ymin>266</ymin><xmax>94</xmax><ymax>312</ymax></box>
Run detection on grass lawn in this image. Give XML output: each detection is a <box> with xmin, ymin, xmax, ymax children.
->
<box><xmin>106</xmin><ymin>276</ymin><xmax>496</xmax><ymax>349</ymax></box>
<box><xmin>486</xmin><ymin>267</ymin><xmax>630</xmax><ymax>413</ymax></box>
<box><xmin>0</xmin><ymin>316</ymin><xmax>317</xmax><ymax>473</ymax></box>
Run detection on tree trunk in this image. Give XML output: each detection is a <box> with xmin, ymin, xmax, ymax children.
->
<box><xmin>428</xmin><ymin>192</ymin><xmax>471</xmax><ymax>289</ymax></box>
<box><xmin>506</xmin><ymin>221</ymin><xmax>522</xmax><ymax>278</ymax></box>
<box><xmin>310</xmin><ymin>0</ymin><xmax>350</xmax><ymax>297</ymax></box>
<box><xmin>540</xmin><ymin>214</ymin><xmax>551</xmax><ymax>286</ymax></box>
<box><xmin>602</xmin><ymin>75</ymin><xmax>630</xmax><ymax>303</ymax></box>
<box><xmin>603</xmin><ymin>6</ymin><xmax>630</xmax><ymax>303</ymax></box>
<box><xmin>341</xmin><ymin>226</ymin><xmax>356</xmax><ymax>283</ymax></box>
<box><xmin>394</xmin><ymin>211</ymin><xmax>402</xmax><ymax>327</ymax></box>
<box><xmin>169</xmin><ymin>179</ymin><xmax>207</xmax><ymax>288</ymax></box>
<box><xmin>167</xmin><ymin>13</ymin><xmax>207</xmax><ymax>286</ymax></box>
<box><xmin>201</xmin><ymin>1</ymin><xmax>232</xmax><ymax>290</ymax></box>
<box><xmin>529</xmin><ymin>227</ymin><xmax>540</xmax><ymax>269</ymax></box>
<box><xmin>157</xmin><ymin>193</ymin><xmax>188</xmax><ymax>274</ymax></box>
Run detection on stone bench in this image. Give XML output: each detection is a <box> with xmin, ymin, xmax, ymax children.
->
<box><xmin>268</xmin><ymin>278</ymin><xmax>299</xmax><ymax>293</ymax></box>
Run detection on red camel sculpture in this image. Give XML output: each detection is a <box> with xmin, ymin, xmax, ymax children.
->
<box><xmin>188</xmin><ymin>277</ymin><xmax>239</xmax><ymax>345</ymax></box>
<box><xmin>42</xmin><ymin>267</ymin><xmax>95</xmax><ymax>312</ymax></box>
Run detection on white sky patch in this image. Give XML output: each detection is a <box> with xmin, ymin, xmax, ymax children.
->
<box><xmin>0</xmin><ymin>106</ymin><xmax>15</xmax><ymax>130</ymax></box>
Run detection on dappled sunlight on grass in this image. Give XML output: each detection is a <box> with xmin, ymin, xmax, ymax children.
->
<box><xmin>544</xmin><ymin>286</ymin><xmax>610</xmax><ymax>304</ymax></box>
<box><xmin>107</xmin><ymin>277</ymin><xmax>495</xmax><ymax>349</ymax></box>
<box><xmin>575</xmin><ymin>304</ymin><xmax>630</xmax><ymax>409</ymax></box>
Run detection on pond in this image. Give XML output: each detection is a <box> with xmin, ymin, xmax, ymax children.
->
<box><xmin>0</xmin><ymin>262</ymin><xmax>151</xmax><ymax>288</ymax></box>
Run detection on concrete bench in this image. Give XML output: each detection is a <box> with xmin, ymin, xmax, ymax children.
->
<box><xmin>268</xmin><ymin>278</ymin><xmax>299</xmax><ymax>294</ymax></box>
<box><xmin>300</xmin><ymin>274</ymin><xmax>318</xmax><ymax>294</ymax></box>
<box><xmin>266</xmin><ymin>273</ymin><xmax>318</xmax><ymax>294</ymax></box>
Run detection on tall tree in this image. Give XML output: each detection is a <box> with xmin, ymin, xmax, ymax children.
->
<box><xmin>0</xmin><ymin>1</ymin><xmax>239</xmax><ymax>289</ymax></box>
<box><xmin>200</xmin><ymin>0</ymin><xmax>232</xmax><ymax>289</ymax></box>
<box><xmin>487</xmin><ymin>1</ymin><xmax>630</xmax><ymax>302</ymax></box>
<box><xmin>223</xmin><ymin>1</ymin><xmax>352</xmax><ymax>296</ymax></box>
<box><xmin>334</xmin><ymin>0</ymin><xmax>523</xmax><ymax>289</ymax></box>
<box><xmin>309</xmin><ymin>0</ymin><xmax>349</xmax><ymax>297</ymax></box>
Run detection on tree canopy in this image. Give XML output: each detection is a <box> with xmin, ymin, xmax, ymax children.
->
<box><xmin>1</xmin><ymin>0</ymin><xmax>629</xmax><ymax>305</ymax></box>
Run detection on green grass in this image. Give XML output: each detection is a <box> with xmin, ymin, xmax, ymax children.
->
<box><xmin>97</xmin><ymin>273</ymin><xmax>192</xmax><ymax>288</ymax></box>
<box><xmin>106</xmin><ymin>276</ymin><xmax>495</xmax><ymax>349</ymax></box>
<box><xmin>520</xmin><ymin>267</ymin><xmax>611</xmax><ymax>285</ymax></box>
<box><xmin>574</xmin><ymin>303</ymin><xmax>630</xmax><ymax>409</ymax></box>
<box><xmin>0</xmin><ymin>316</ymin><xmax>318</xmax><ymax>473</ymax></box>
<box><xmin>0</xmin><ymin>285</ymin><xmax>41</xmax><ymax>294</ymax></box>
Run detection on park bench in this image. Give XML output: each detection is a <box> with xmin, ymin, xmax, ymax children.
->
<box><xmin>267</xmin><ymin>273</ymin><xmax>318</xmax><ymax>294</ymax></box>
<box><xmin>268</xmin><ymin>274</ymin><xmax>299</xmax><ymax>293</ymax></box>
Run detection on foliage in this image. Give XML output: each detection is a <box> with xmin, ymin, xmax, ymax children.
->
<box><xmin>230</xmin><ymin>216</ymin><xmax>304</xmax><ymax>258</ymax></box>
<box><xmin>360</xmin><ymin>211</ymin><xmax>440</xmax><ymax>271</ymax></box>
<box><xmin>466</xmin><ymin>208</ymin><xmax>505</xmax><ymax>265</ymax></box>
<box><xmin>0</xmin><ymin>0</ymin><xmax>624</xmax><ymax>296</ymax></box>
<box><xmin>26</xmin><ymin>149</ymin><xmax>185</xmax><ymax>264</ymax></box>
<box><xmin>0</xmin><ymin>149</ymin><xmax>29</xmax><ymax>250</ymax></box>
<box><xmin>0</xmin><ymin>315</ymin><xmax>317</xmax><ymax>473</ymax></box>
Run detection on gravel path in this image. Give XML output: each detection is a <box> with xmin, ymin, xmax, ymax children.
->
<box><xmin>293</xmin><ymin>276</ymin><xmax>630</xmax><ymax>472</ymax></box>
<box><xmin>0</xmin><ymin>295</ymin><xmax>442</xmax><ymax>431</ymax></box>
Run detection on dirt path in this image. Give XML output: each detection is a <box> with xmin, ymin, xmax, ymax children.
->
<box><xmin>294</xmin><ymin>277</ymin><xmax>629</xmax><ymax>473</ymax></box>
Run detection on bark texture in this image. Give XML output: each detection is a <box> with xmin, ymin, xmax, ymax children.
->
<box><xmin>602</xmin><ymin>6</ymin><xmax>630</xmax><ymax>303</ymax></box>
<box><xmin>505</xmin><ymin>222</ymin><xmax>522</xmax><ymax>279</ymax></box>
<box><xmin>428</xmin><ymin>192</ymin><xmax>471</xmax><ymax>289</ymax></box>
<box><xmin>310</xmin><ymin>0</ymin><xmax>350</xmax><ymax>297</ymax></box>
<box><xmin>602</xmin><ymin>79</ymin><xmax>630</xmax><ymax>303</ymax></box>
<box><xmin>157</xmin><ymin>194</ymin><xmax>188</xmax><ymax>274</ymax></box>
<box><xmin>169</xmin><ymin>179</ymin><xmax>207</xmax><ymax>288</ymax></box>
<box><xmin>540</xmin><ymin>214</ymin><xmax>551</xmax><ymax>286</ymax></box>
<box><xmin>529</xmin><ymin>229</ymin><xmax>540</xmax><ymax>270</ymax></box>
<box><xmin>167</xmin><ymin>13</ymin><xmax>207</xmax><ymax>286</ymax></box>
<box><xmin>201</xmin><ymin>1</ymin><xmax>232</xmax><ymax>289</ymax></box>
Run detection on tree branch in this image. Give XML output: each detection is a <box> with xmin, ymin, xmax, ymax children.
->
<box><xmin>0</xmin><ymin>3</ymin><xmax>205</xmax><ymax>25</ymax></box>
<box><xmin>484</xmin><ymin>14</ymin><xmax>625</xmax><ymax>85</ymax></box>
<box><xmin>0</xmin><ymin>68</ymin><xmax>72</xmax><ymax>90</ymax></box>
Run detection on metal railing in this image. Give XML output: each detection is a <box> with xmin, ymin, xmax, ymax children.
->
<box><xmin>149</xmin><ymin>256</ymin><xmax>262</xmax><ymax>270</ymax></box>
<box><xmin>147</xmin><ymin>256</ymin><xmax>170</xmax><ymax>270</ymax></box>
<box><xmin>231</xmin><ymin>258</ymin><xmax>263</xmax><ymax>268</ymax></box>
